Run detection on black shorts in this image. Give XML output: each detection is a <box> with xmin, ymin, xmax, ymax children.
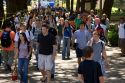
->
<box><xmin>76</xmin><ymin>48</ymin><xmax>85</xmax><ymax>58</ymax></box>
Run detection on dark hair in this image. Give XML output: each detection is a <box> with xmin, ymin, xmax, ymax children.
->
<box><xmin>101</xmin><ymin>18</ymin><xmax>106</xmax><ymax>25</ymax></box>
<box><xmin>18</xmin><ymin>32</ymin><xmax>30</xmax><ymax>52</ymax></box>
<box><xmin>84</xmin><ymin>46</ymin><xmax>93</xmax><ymax>58</ymax></box>
<box><xmin>80</xmin><ymin>22</ymin><xmax>86</xmax><ymax>26</ymax></box>
<box><xmin>42</xmin><ymin>24</ymin><xmax>49</xmax><ymax>29</ymax></box>
<box><xmin>120</xmin><ymin>17</ymin><xmax>125</xmax><ymax>21</ymax></box>
<box><xmin>93</xmin><ymin>31</ymin><xmax>100</xmax><ymax>36</ymax></box>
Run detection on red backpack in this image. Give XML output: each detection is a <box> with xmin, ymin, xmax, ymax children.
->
<box><xmin>95</xmin><ymin>24</ymin><xmax>105</xmax><ymax>41</ymax></box>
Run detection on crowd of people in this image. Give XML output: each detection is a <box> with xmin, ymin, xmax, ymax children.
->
<box><xmin>0</xmin><ymin>5</ymin><xmax>125</xmax><ymax>83</ymax></box>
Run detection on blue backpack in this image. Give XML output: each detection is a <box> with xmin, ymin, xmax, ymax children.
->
<box><xmin>1</xmin><ymin>31</ymin><xmax>12</xmax><ymax>47</ymax></box>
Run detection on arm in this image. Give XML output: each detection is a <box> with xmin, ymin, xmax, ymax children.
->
<box><xmin>102</xmin><ymin>48</ymin><xmax>109</xmax><ymax>69</ymax></box>
<box><xmin>28</xmin><ymin>43</ymin><xmax>32</xmax><ymax>57</ymax></box>
<box><xmin>78</xmin><ymin>74</ymin><xmax>84</xmax><ymax>83</ymax></box>
<box><xmin>14</xmin><ymin>47</ymin><xmax>19</xmax><ymax>59</ymax></box>
<box><xmin>71</xmin><ymin>32</ymin><xmax>76</xmax><ymax>48</ymax></box>
<box><xmin>87</xmin><ymin>37</ymin><xmax>93</xmax><ymax>46</ymax></box>
<box><xmin>62</xmin><ymin>26</ymin><xmax>65</xmax><ymax>36</ymax></box>
<box><xmin>52</xmin><ymin>44</ymin><xmax>57</xmax><ymax>60</ymax></box>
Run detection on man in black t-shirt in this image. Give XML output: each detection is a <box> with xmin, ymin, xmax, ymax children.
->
<box><xmin>37</xmin><ymin>25</ymin><xmax>56</xmax><ymax>83</ymax></box>
<box><xmin>78</xmin><ymin>46</ymin><xmax>104</xmax><ymax>83</ymax></box>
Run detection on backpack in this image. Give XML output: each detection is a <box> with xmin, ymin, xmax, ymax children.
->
<box><xmin>96</xmin><ymin>24</ymin><xmax>105</xmax><ymax>41</ymax></box>
<box><xmin>49</xmin><ymin>28</ymin><xmax>57</xmax><ymax>37</ymax></box>
<box><xmin>1</xmin><ymin>31</ymin><xmax>12</xmax><ymax>47</ymax></box>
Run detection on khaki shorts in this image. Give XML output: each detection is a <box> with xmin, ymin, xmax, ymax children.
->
<box><xmin>38</xmin><ymin>54</ymin><xmax>53</xmax><ymax>71</ymax></box>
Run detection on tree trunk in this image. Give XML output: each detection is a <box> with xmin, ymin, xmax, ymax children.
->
<box><xmin>76</xmin><ymin>0</ymin><xmax>81</xmax><ymax>12</ymax></box>
<box><xmin>6</xmin><ymin>0</ymin><xmax>27</xmax><ymax>17</ymax></box>
<box><xmin>91</xmin><ymin>0</ymin><xmax>97</xmax><ymax>10</ymax></box>
<box><xmin>71</xmin><ymin>0</ymin><xmax>74</xmax><ymax>12</ymax></box>
<box><xmin>81</xmin><ymin>0</ymin><xmax>85</xmax><ymax>13</ymax></box>
<box><xmin>103</xmin><ymin>0</ymin><xmax>114</xmax><ymax>19</ymax></box>
<box><xmin>0</xmin><ymin>0</ymin><xmax>4</xmax><ymax>27</ymax></box>
<box><xmin>66</xmin><ymin>0</ymin><xmax>70</xmax><ymax>11</ymax></box>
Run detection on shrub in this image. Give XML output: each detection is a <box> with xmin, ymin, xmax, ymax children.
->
<box><xmin>108</xmin><ymin>24</ymin><xmax>118</xmax><ymax>46</ymax></box>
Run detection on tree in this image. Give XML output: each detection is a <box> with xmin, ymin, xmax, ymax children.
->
<box><xmin>76</xmin><ymin>0</ymin><xmax>81</xmax><ymax>12</ymax></box>
<box><xmin>91</xmin><ymin>0</ymin><xmax>97</xmax><ymax>10</ymax></box>
<box><xmin>66</xmin><ymin>0</ymin><xmax>70</xmax><ymax>11</ymax></box>
<box><xmin>0</xmin><ymin>0</ymin><xmax>4</xmax><ymax>27</ymax></box>
<box><xmin>103</xmin><ymin>0</ymin><xmax>114</xmax><ymax>19</ymax></box>
<box><xmin>71</xmin><ymin>0</ymin><xmax>74</xmax><ymax>12</ymax></box>
<box><xmin>81</xmin><ymin>0</ymin><xmax>85</xmax><ymax>12</ymax></box>
<box><xmin>6</xmin><ymin>0</ymin><xmax>28</xmax><ymax>17</ymax></box>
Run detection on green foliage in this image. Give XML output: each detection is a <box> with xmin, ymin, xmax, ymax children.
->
<box><xmin>108</xmin><ymin>25</ymin><xmax>118</xmax><ymax>47</ymax></box>
<box><xmin>108</xmin><ymin>24</ymin><xmax>116</xmax><ymax>31</ymax></box>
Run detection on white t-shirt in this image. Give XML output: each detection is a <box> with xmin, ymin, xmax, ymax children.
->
<box><xmin>24</xmin><ymin>14</ymin><xmax>30</xmax><ymax>23</ymax></box>
<box><xmin>14</xmin><ymin>16</ymin><xmax>20</xmax><ymax>28</ymax></box>
<box><xmin>14</xmin><ymin>30</ymin><xmax>34</xmax><ymax>42</ymax></box>
<box><xmin>118</xmin><ymin>23</ymin><xmax>125</xmax><ymax>38</ymax></box>
<box><xmin>14</xmin><ymin>17</ymin><xmax>20</xmax><ymax>24</ymax></box>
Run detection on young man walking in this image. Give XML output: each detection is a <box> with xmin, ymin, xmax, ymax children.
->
<box><xmin>37</xmin><ymin>24</ymin><xmax>57</xmax><ymax>83</ymax></box>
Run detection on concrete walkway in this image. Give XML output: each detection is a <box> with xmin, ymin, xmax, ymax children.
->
<box><xmin>0</xmin><ymin>46</ymin><xmax>125</xmax><ymax>83</ymax></box>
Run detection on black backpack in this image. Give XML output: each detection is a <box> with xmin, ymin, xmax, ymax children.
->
<box><xmin>1</xmin><ymin>31</ymin><xmax>12</xmax><ymax>47</ymax></box>
<box><xmin>49</xmin><ymin>28</ymin><xmax>57</xmax><ymax>37</ymax></box>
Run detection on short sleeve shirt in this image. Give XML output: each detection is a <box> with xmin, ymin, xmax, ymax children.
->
<box><xmin>37</xmin><ymin>33</ymin><xmax>56</xmax><ymax>55</ymax></box>
<box><xmin>19</xmin><ymin>43</ymin><xmax>29</xmax><ymax>59</ymax></box>
<box><xmin>92</xmin><ymin>40</ymin><xmax>105</xmax><ymax>62</ymax></box>
<box><xmin>78</xmin><ymin>60</ymin><xmax>103</xmax><ymax>83</ymax></box>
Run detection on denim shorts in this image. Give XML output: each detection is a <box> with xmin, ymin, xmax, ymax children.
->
<box><xmin>76</xmin><ymin>48</ymin><xmax>85</xmax><ymax>58</ymax></box>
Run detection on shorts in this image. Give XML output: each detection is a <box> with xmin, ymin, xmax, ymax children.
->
<box><xmin>119</xmin><ymin>38</ymin><xmax>125</xmax><ymax>49</ymax></box>
<box><xmin>2</xmin><ymin>50</ymin><xmax>14</xmax><ymax>66</ymax></box>
<box><xmin>76</xmin><ymin>48</ymin><xmax>85</xmax><ymax>58</ymax></box>
<box><xmin>38</xmin><ymin>54</ymin><xmax>53</xmax><ymax>71</ymax></box>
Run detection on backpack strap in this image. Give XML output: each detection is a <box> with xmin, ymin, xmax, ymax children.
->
<box><xmin>124</xmin><ymin>24</ymin><xmax>125</xmax><ymax>30</ymax></box>
<box><xmin>28</xmin><ymin>31</ymin><xmax>30</xmax><ymax>36</ymax></box>
<box><xmin>100</xmin><ymin>41</ymin><xmax>104</xmax><ymax>52</ymax></box>
<box><xmin>86</xmin><ymin>24</ymin><xmax>92</xmax><ymax>30</ymax></box>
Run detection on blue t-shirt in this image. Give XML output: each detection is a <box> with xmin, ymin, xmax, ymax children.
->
<box><xmin>92</xmin><ymin>40</ymin><xmax>105</xmax><ymax>62</ymax></box>
<box><xmin>74</xmin><ymin>29</ymin><xmax>91</xmax><ymax>49</ymax></box>
<box><xmin>63</xmin><ymin>26</ymin><xmax>72</xmax><ymax>38</ymax></box>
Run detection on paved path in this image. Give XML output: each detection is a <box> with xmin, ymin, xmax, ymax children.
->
<box><xmin>0</xmin><ymin>46</ymin><xmax>125</xmax><ymax>83</ymax></box>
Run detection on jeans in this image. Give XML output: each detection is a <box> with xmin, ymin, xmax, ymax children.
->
<box><xmin>57</xmin><ymin>35</ymin><xmax>63</xmax><ymax>52</ymax></box>
<box><xmin>62</xmin><ymin>37</ymin><xmax>70</xmax><ymax>59</ymax></box>
<box><xmin>18</xmin><ymin>58</ymin><xmax>29</xmax><ymax>83</ymax></box>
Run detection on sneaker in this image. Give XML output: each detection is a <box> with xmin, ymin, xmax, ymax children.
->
<box><xmin>62</xmin><ymin>58</ymin><xmax>67</xmax><ymax>60</ymax></box>
<box><xmin>67</xmin><ymin>57</ymin><xmax>72</xmax><ymax>60</ymax></box>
